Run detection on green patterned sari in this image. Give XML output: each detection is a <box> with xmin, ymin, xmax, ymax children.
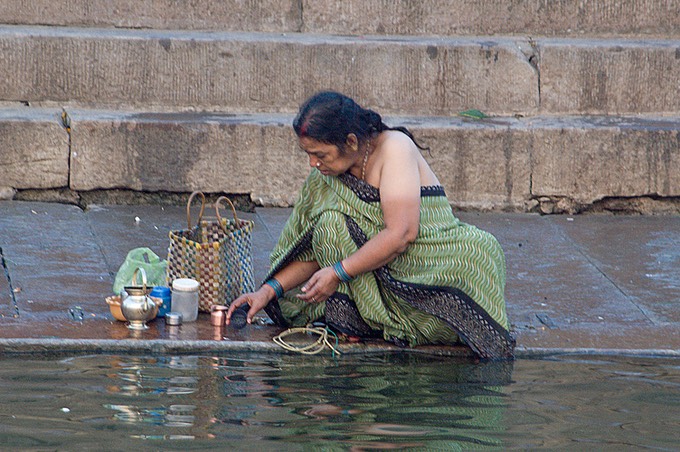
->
<box><xmin>264</xmin><ymin>170</ymin><xmax>515</xmax><ymax>359</ymax></box>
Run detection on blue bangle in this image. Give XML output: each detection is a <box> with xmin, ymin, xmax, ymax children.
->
<box><xmin>264</xmin><ymin>278</ymin><xmax>284</xmax><ymax>299</ymax></box>
<box><xmin>333</xmin><ymin>261</ymin><xmax>353</xmax><ymax>282</ymax></box>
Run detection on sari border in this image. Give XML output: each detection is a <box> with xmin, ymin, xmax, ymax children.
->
<box><xmin>338</xmin><ymin>172</ymin><xmax>446</xmax><ymax>202</ymax></box>
<box><xmin>262</xmin><ymin>228</ymin><xmax>314</xmax><ymax>327</ymax></box>
<box><xmin>345</xmin><ymin>215</ymin><xmax>515</xmax><ymax>360</ymax></box>
<box><xmin>325</xmin><ymin>292</ymin><xmax>382</xmax><ymax>338</ymax></box>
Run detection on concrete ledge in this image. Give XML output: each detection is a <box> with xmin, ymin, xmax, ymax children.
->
<box><xmin>2</xmin><ymin>0</ymin><xmax>678</xmax><ymax>37</ymax></box>
<box><xmin>515</xmin><ymin>347</ymin><xmax>680</xmax><ymax>359</ymax></box>
<box><xmin>0</xmin><ymin>338</ymin><xmax>473</xmax><ymax>357</ymax></box>
<box><xmin>0</xmin><ymin>27</ymin><xmax>538</xmax><ymax>116</ymax></box>
<box><xmin>0</xmin><ymin>108</ymin><xmax>69</xmax><ymax>189</ymax></box>
<box><xmin>0</xmin><ymin>338</ymin><xmax>677</xmax><ymax>360</ymax></box>
<box><xmin>0</xmin><ymin>338</ymin><xmax>282</xmax><ymax>355</ymax></box>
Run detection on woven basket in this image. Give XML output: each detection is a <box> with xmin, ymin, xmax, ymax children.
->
<box><xmin>167</xmin><ymin>192</ymin><xmax>254</xmax><ymax>312</ymax></box>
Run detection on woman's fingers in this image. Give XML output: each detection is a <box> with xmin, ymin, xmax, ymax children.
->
<box><xmin>300</xmin><ymin>275</ymin><xmax>318</xmax><ymax>293</ymax></box>
<box><xmin>226</xmin><ymin>295</ymin><xmax>249</xmax><ymax>323</ymax></box>
<box><xmin>296</xmin><ymin>290</ymin><xmax>322</xmax><ymax>303</ymax></box>
<box><xmin>296</xmin><ymin>292</ymin><xmax>316</xmax><ymax>303</ymax></box>
<box><xmin>298</xmin><ymin>276</ymin><xmax>318</xmax><ymax>302</ymax></box>
<box><xmin>298</xmin><ymin>267</ymin><xmax>341</xmax><ymax>303</ymax></box>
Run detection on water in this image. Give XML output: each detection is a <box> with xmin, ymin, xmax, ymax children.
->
<box><xmin>0</xmin><ymin>353</ymin><xmax>677</xmax><ymax>450</ymax></box>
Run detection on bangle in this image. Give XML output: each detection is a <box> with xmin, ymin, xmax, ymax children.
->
<box><xmin>264</xmin><ymin>278</ymin><xmax>284</xmax><ymax>299</ymax></box>
<box><xmin>333</xmin><ymin>261</ymin><xmax>353</xmax><ymax>282</ymax></box>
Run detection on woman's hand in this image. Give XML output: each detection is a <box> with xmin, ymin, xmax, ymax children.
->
<box><xmin>296</xmin><ymin>266</ymin><xmax>340</xmax><ymax>304</ymax></box>
<box><xmin>226</xmin><ymin>285</ymin><xmax>274</xmax><ymax>326</ymax></box>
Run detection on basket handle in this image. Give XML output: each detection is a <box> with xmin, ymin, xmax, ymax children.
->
<box><xmin>215</xmin><ymin>196</ymin><xmax>241</xmax><ymax>232</ymax></box>
<box><xmin>186</xmin><ymin>191</ymin><xmax>206</xmax><ymax>230</ymax></box>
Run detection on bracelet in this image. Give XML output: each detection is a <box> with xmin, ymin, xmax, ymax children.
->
<box><xmin>333</xmin><ymin>261</ymin><xmax>353</xmax><ymax>282</ymax></box>
<box><xmin>264</xmin><ymin>278</ymin><xmax>284</xmax><ymax>299</ymax></box>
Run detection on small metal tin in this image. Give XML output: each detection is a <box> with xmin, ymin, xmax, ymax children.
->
<box><xmin>165</xmin><ymin>311</ymin><xmax>183</xmax><ymax>326</ymax></box>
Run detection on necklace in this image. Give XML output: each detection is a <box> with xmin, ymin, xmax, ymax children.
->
<box><xmin>360</xmin><ymin>147</ymin><xmax>370</xmax><ymax>180</ymax></box>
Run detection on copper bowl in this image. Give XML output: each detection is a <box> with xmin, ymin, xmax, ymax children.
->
<box><xmin>105</xmin><ymin>295</ymin><xmax>126</xmax><ymax>321</ymax></box>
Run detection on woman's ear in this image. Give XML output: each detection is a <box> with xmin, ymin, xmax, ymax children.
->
<box><xmin>345</xmin><ymin>133</ymin><xmax>359</xmax><ymax>152</ymax></box>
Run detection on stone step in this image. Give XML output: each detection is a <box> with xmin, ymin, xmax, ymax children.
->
<box><xmin>2</xmin><ymin>107</ymin><xmax>678</xmax><ymax>212</ymax></box>
<box><xmin>540</xmin><ymin>38</ymin><xmax>680</xmax><ymax>115</ymax></box>
<box><xmin>1</xmin><ymin>26</ymin><xmax>678</xmax><ymax>115</ymax></box>
<box><xmin>0</xmin><ymin>107</ymin><xmax>69</xmax><ymax>190</ymax></box>
<box><xmin>0</xmin><ymin>26</ymin><xmax>537</xmax><ymax>116</ymax></box>
<box><xmin>2</xmin><ymin>0</ymin><xmax>678</xmax><ymax>37</ymax></box>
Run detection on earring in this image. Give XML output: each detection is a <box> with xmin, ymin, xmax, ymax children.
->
<box><xmin>316</xmin><ymin>162</ymin><xmax>321</xmax><ymax>167</ymax></box>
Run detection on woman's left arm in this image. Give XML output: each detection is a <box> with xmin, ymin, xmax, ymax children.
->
<box><xmin>297</xmin><ymin>136</ymin><xmax>421</xmax><ymax>302</ymax></box>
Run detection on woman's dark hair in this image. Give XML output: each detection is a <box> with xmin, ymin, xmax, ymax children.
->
<box><xmin>293</xmin><ymin>91</ymin><xmax>429</xmax><ymax>152</ymax></box>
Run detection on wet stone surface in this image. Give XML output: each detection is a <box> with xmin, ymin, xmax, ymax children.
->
<box><xmin>0</xmin><ymin>200</ymin><xmax>678</xmax><ymax>357</ymax></box>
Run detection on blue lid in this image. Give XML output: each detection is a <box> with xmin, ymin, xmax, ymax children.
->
<box><xmin>150</xmin><ymin>286</ymin><xmax>171</xmax><ymax>297</ymax></box>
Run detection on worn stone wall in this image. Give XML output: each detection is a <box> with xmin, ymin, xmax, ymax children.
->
<box><xmin>0</xmin><ymin>1</ymin><xmax>678</xmax><ymax>213</ymax></box>
<box><xmin>2</xmin><ymin>0</ymin><xmax>678</xmax><ymax>36</ymax></box>
<box><xmin>0</xmin><ymin>109</ymin><xmax>69</xmax><ymax>190</ymax></box>
<box><xmin>0</xmin><ymin>29</ymin><xmax>539</xmax><ymax>116</ymax></box>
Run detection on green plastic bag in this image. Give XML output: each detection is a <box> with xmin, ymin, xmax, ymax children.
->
<box><xmin>112</xmin><ymin>247</ymin><xmax>167</xmax><ymax>295</ymax></box>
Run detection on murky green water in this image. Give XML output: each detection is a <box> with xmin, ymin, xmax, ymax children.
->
<box><xmin>0</xmin><ymin>353</ymin><xmax>677</xmax><ymax>450</ymax></box>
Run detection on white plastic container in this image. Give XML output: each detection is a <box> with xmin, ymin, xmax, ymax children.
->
<box><xmin>171</xmin><ymin>278</ymin><xmax>199</xmax><ymax>322</ymax></box>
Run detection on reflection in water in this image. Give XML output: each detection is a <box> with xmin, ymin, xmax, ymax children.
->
<box><xmin>102</xmin><ymin>354</ymin><xmax>513</xmax><ymax>449</ymax></box>
<box><xmin>217</xmin><ymin>354</ymin><xmax>514</xmax><ymax>450</ymax></box>
<box><xmin>0</xmin><ymin>354</ymin><xmax>677</xmax><ymax>450</ymax></box>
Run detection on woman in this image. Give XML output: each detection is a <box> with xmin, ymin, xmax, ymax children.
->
<box><xmin>227</xmin><ymin>91</ymin><xmax>515</xmax><ymax>359</ymax></box>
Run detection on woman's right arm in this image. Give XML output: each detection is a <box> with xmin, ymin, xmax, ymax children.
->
<box><xmin>225</xmin><ymin>260</ymin><xmax>320</xmax><ymax>325</ymax></box>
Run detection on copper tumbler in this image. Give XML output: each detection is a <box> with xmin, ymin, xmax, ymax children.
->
<box><xmin>210</xmin><ymin>305</ymin><xmax>228</xmax><ymax>327</ymax></box>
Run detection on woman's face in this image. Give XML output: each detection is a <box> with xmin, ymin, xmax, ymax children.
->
<box><xmin>299</xmin><ymin>136</ymin><xmax>355</xmax><ymax>177</ymax></box>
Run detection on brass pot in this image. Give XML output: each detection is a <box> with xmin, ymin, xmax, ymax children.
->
<box><xmin>121</xmin><ymin>268</ymin><xmax>160</xmax><ymax>330</ymax></box>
